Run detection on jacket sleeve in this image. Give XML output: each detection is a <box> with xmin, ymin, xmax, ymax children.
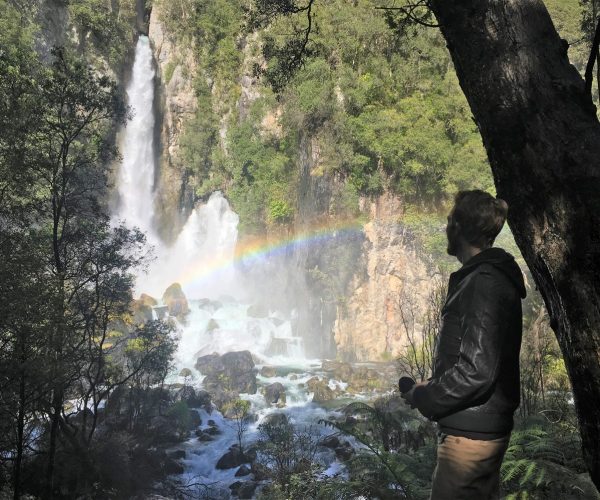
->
<box><xmin>412</xmin><ymin>269</ymin><xmax>504</xmax><ymax>420</ymax></box>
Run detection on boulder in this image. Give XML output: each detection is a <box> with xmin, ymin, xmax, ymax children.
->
<box><xmin>235</xmin><ymin>464</ymin><xmax>252</xmax><ymax>477</ymax></box>
<box><xmin>162</xmin><ymin>283</ymin><xmax>189</xmax><ymax>317</ymax></box>
<box><xmin>130</xmin><ymin>299</ymin><xmax>153</xmax><ymax>325</ymax></box>
<box><xmin>168</xmin><ymin>450</ymin><xmax>186</xmax><ymax>460</ymax></box>
<box><xmin>196</xmin><ymin>430</ymin><xmax>213</xmax><ymax>442</ymax></box>
<box><xmin>139</xmin><ymin>293</ymin><xmax>158</xmax><ymax>307</ymax></box>
<box><xmin>334</xmin><ymin>441</ymin><xmax>354</xmax><ymax>461</ymax></box>
<box><xmin>260</xmin><ymin>366</ymin><xmax>277</xmax><ymax>378</ymax></box>
<box><xmin>238</xmin><ymin>482</ymin><xmax>258</xmax><ymax>499</ymax></box>
<box><xmin>196</xmin><ymin>351</ymin><xmax>257</xmax><ymax>400</ymax></box>
<box><xmin>263</xmin><ymin>382</ymin><xmax>286</xmax><ymax>405</ymax></box>
<box><xmin>163</xmin><ymin>457</ymin><xmax>184</xmax><ymax>475</ymax></box>
<box><xmin>307</xmin><ymin>377</ymin><xmax>335</xmax><ymax>402</ymax></box>
<box><xmin>216</xmin><ymin>446</ymin><xmax>247</xmax><ymax>470</ymax></box>
<box><xmin>322</xmin><ymin>360</ymin><xmax>354</xmax><ymax>381</ymax></box>
<box><xmin>320</xmin><ymin>435</ymin><xmax>341</xmax><ymax>449</ymax></box>
<box><xmin>174</xmin><ymin>386</ymin><xmax>211</xmax><ymax>411</ymax></box>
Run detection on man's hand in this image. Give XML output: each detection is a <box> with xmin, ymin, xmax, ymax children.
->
<box><xmin>401</xmin><ymin>381</ymin><xmax>428</xmax><ymax>409</ymax></box>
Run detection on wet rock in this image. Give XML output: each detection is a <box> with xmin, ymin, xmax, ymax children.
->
<box><xmin>139</xmin><ymin>293</ymin><xmax>158</xmax><ymax>307</ymax></box>
<box><xmin>235</xmin><ymin>464</ymin><xmax>251</xmax><ymax>477</ymax></box>
<box><xmin>196</xmin><ymin>351</ymin><xmax>258</xmax><ymax>403</ymax></box>
<box><xmin>263</xmin><ymin>382</ymin><xmax>286</xmax><ymax>405</ymax></box>
<box><xmin>322</xmin><ymin>360</ymin><xmax>354</xmax><ymax>381</ymax></box>
<box><xmin>162</xmin><ymin>283</ymin><xmax>189</xmax><ymax>317</ymax></box>
<box><xmin>205</xmin><ymin>424</ymin><xmax>221</xmax><ymax>436</ymax></box>
<box><xmin>174</xmin><ymin>386</ymin><xmax>211</xmax><ymax>411</ymax></box>
<box><xmin>251</xmin><ymin>461</ymin><xmax>269</xmax><ymax>481</ymax></box>
<box><xmin>290</xmin><ymin>374</ymin><xmax>298</xmax><ymax>381</ymax></box>
<box><xmin>320</xmin><ymin>435</ymin><xmax>341</xmax><ymax>449</ymax></box>
<box><xmin>216</xmin><ymin>446</ymin><xmax>248</xmax><ymax>470</ymax></box>
<box><xmin>307</xmin><ymin>377</ymin><xmax>335</xmax><ymax>402</ymax></box>
<box><xmin>168</xmin><ymin>449</ymin><xmax>186</xmax><ymax>460</ymax></box>
<box><xmin>130</xmin><ymin>299</ymin><xmax>154</xmax><ymax>325</ymax></box>
<box><xmin>237</xmin><ymin>482</ymin><xmax>258</xmax><ymax>499</ymax></box>
<box><xmin>163</xmin><ymin>457</ymin><xmax>185</xmax><ymax>474</ymax></box>
<box><xmin>260</xmin><ymin>366</ymin><xmax>277</xmax><ymax>378</ymax></box>
<box><xmin>148</xmin><ymin>416</ymin><xmax>179</xmax><ymax>444</ymax></box>
<box><xmin>334</xmin><ymin>441</ymin><xmax>354</xmax><ymax>461</ymax></box>
<box><xmin>196</xmin><ymin>431</ymin><xmax>213</xmax><ymax>442</ymax></box>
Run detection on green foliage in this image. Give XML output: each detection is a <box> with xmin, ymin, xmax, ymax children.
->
<box><xmin>68</xmin><ymin>0</ymin><xmax>137</xmax><ymax>68</ymax></box>
<box><xmin>167</xmin><ymin>401</ymin><xmax>192</xmax><ymax>438</ymax></box>
<box><xmin>256</xmin><ymin>414</ymin><xmax>322</xmax><ymax>493</ymax></box>
<box><xmin>321</xmin><ymin>396</ymin><xmax>436</xmax><ymax>499</ymax></box>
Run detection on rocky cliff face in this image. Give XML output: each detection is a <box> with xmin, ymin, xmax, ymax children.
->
<box><xmin>148</xmin><ymin>3</ymin><xmax>197</xmax><ymax>242</ymax></box>
<box><xmin>334</xmin><ymin>193</ymin><xmax>435</xmax><ymax>362</ymax></box>
<box><xmin>144</xmin><ymin>7</ymin><xmax>438</xmax><ymax>362</ymax></box>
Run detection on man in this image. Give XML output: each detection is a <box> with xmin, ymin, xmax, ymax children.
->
<box><xmin>402</xmin><ymin>189</ymin><xmax>527</xmax><ymax>499</ymax></box>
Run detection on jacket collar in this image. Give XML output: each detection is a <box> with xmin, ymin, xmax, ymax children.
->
<box><xmin>448</xmin><ymin>247</ymin><xmax>527</xmax><ymax>299</ymax></box>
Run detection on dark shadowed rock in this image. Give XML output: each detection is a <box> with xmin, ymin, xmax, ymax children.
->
<box><xmin>335</xmin><ymin>441</ymin><xmax>354</xmax><ymax>461</ymax></box>
<box><xmin>168</xmin><ymin>450</ymin><xmax>186</xmax><ymax>460</ymax></box>
<box><xmin>263</xmin><ymin>382</ymin><xmax>286</xmax><ymax>405</ymax></box>
<box><xmin>216</xmin><ymin>446</ymin><xmax>247</xmax><ymax>470</ymax></box>
<box><xmin>163</xmin><ymin>457</ymin><xmax>185</xmax><ymax>474</ymax></box>
<box><xmin>238</xmin><ymin>482</ymin><xmax>258</xmax><ymax>499</ymax></box>
<box><xmin>320</xmin><ymin>435</ymin><xmax>341</xmax><ymax>449</ymax></box>
<box><xmin>235</xmin><ymin>464</ymin><xmax>251</xmax><ymax>477</ymax></box>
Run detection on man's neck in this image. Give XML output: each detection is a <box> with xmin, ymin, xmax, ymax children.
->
<box><xmin>457</xmin><ymin>244</ymin><xmax>489</xmax><ymax>264</ymax></box>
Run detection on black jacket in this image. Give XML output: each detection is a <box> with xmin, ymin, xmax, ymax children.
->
<box><xmin>413</xmin><ymin>247</ymin><xmax>527</xmax><ymax>438</ymax></box>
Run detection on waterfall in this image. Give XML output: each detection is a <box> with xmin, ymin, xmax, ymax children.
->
<box><xmin>116</xmin><ymin>35</ymin><xmax>156</xmax><ymax>238</ymax></box>
<box><xmin>116</xmin><ymin>36</ymin><xmax>239</xmax><ymax>300</ymax></box>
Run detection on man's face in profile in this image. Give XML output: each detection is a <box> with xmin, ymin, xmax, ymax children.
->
<box><xmin>446</xmin><ymin>208</ymin><xmax>460</xmax><ymax>257</ymax></box>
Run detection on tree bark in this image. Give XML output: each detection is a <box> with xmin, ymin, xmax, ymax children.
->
<box><xmin>429</xmin><ymin>0</ymin><xmax>600</xmax><ymax>489</ymax></box>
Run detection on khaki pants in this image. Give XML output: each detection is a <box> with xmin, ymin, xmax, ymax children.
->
<box><xmin>429</xmin><ymin>432</ymin><xmax>510</xmax><ymax>500</ymax></box>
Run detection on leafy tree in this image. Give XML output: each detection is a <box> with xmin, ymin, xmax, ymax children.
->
<box><xmin>222</xmin><ymin>398</ymin><xmax>251</xmax><ymax>452</ymax></box>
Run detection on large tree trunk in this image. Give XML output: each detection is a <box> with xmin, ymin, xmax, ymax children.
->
<box><xmin>429</xmin><ymin>0</ymin><xmax>600</xmax><ymax>488</ymax></box>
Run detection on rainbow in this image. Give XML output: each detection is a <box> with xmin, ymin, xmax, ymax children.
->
<box><xmin>174</xmin><ymin>217</ymin><xmax>368</xmax><ymax>289</ymax></box>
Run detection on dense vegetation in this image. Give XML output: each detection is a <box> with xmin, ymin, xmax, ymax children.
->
<box><xmin>0</xmin><ymin>2</ymin><xmax>187</xmax><ymax>498</ymax></box>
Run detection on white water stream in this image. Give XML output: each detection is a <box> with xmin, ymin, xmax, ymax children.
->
<box><xmin>114</xmin><ymin>35</ymin><xmax>356</xmax><ymax>497</ymax></box>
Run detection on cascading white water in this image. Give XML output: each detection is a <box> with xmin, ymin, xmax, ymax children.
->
<box><xmin>114</xmin><ymin>36</ymin><xmax>356</xmax><ymax>497</ymax></box>
<box><xmin>117</xmin><ymin>35</ymin><xmax>157</xmax><ymax>237</ymax></box>
<box><xmin>116</xmin><ymin>36</ymin><xmax>239</xmax><ymax>301</ymax></box>
<box><xmin>116</xmin><ymin>35</ymin><xmax>305</xmax><ymax>359</ymax></box>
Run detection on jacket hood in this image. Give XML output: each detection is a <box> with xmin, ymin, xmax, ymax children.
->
<box><xmin>455</xmin><ymin>247</ymin><xmax>527</xmax><ymax>299</ymax></box>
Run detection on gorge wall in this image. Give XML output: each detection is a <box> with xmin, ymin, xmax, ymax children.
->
<box><xmin>142</xmin><ymin>1</ymin><xmax>439</xmax><ymax>362</ymax></box>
